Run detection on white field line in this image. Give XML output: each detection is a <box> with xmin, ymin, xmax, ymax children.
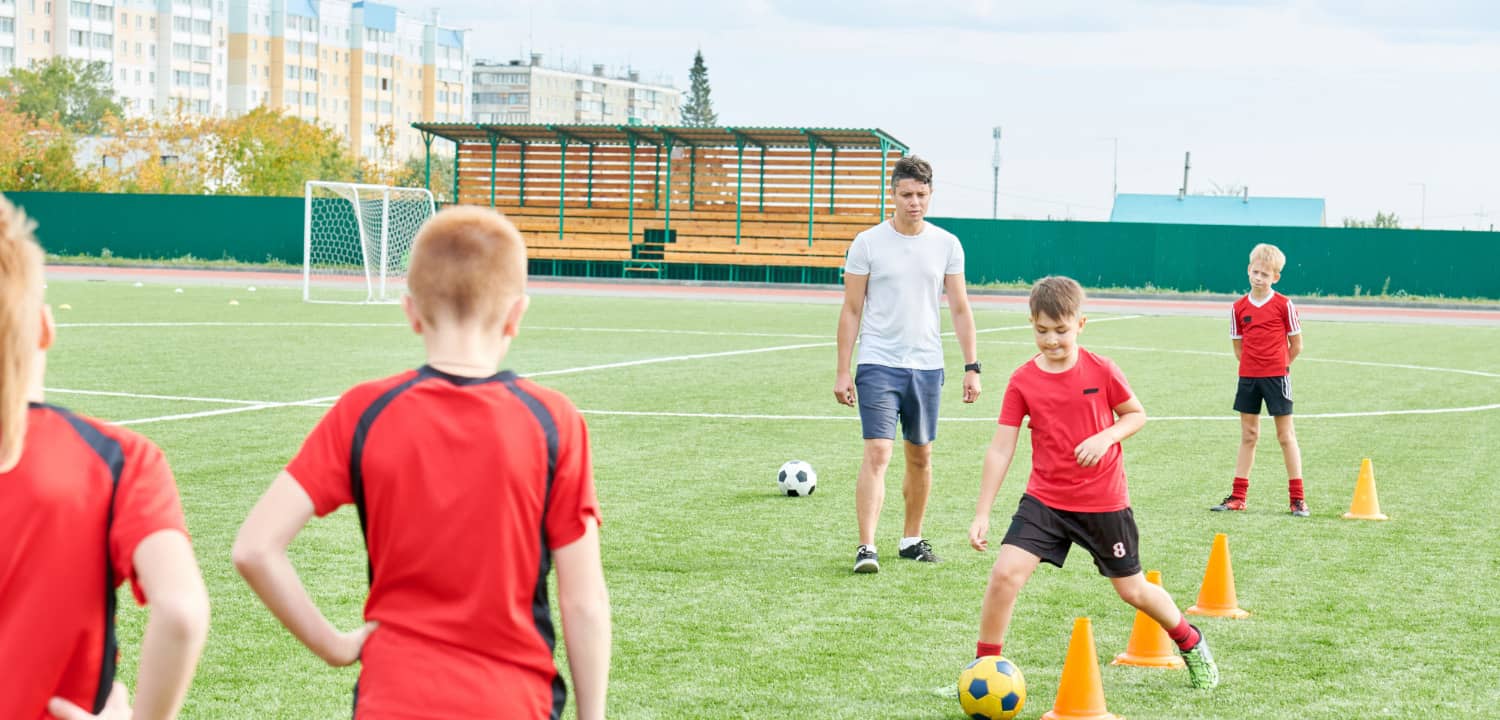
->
<box><xmin>976</xmin><ymin>340</ymin><xmax>1500</xmax><ymax>379</ymax></box>
<box><xmin>43</xmin><ymin>387</ymin><xmax>271</xmax><ymax>405</ymax></box>
<box><xmin>581</xmin><ymin>403</ymin><xmax>1500</xmax><ymax>423</ymax></box>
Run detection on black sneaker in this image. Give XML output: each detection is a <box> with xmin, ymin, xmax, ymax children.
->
<box><xmin>898</xmin><ymin>539</ymin><xmax>940</xmax><ymax>563</ymax></box>
<box><xmin>854</xmin><ymin>545</ymin><xmax>879</xmax><ymax>574</ymax></box>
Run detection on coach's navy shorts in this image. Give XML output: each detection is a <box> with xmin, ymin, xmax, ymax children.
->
<box><xmin>1001</xmin><ymin>494</ymin><xmax>1142</xmax><ymax>578</ymax></box>
<box><xmin>1234</xmin><ymin>375</ymin><xmax>1293</xmax><ymax>416</ymax></box>
<box><xmin>854</xmin><ymin>363</ymin><xmax>943</xmax><ymax>446</ymax></box>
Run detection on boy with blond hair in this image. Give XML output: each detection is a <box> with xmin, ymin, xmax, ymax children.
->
<box><xmin>0</xmin><ymin>193</ymin><xmax>209</xmax><ymax>720</ymax></box>
<box><xmin>969</xmin><ymin>276</ymin><xmax>1218</xmax><ymax>690</ymax></box>
<box><xmin>234</xmin><ymin>206</ymin><xmax>611</xmax><ymax>719</ymax></box>
<box><xmin>1211</xmin><ymin>243</ymin><xmax>1307</xmax><ymax>516</ymax></box>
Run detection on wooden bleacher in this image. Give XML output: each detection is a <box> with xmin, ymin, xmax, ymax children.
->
<box><xmin>412</xmin><ymin>124</ymin><xmax>908</xmax><ymax>279</ymax></box>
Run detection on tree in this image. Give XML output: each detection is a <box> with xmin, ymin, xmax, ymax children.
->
<box><xmin>200</xmin><ymin>107</ymin><xmax>360</xmax><ymax>196</ymax></box>
<box><xmin>395</xmin><ymin>152</ymin><xmax>457</xmax><ymax>203</ymax></box>
<box><xmin>0</xmin><ymin>58</ymin><xmax>122</xmax><ymax>133</ymax></box>
<box><xmin>1342</xmin><ymin>212</ymin><xmax>1401</xmax><ymax>229</ymax></box>
<box><xmin>681</xmin><ymin>50</ymin><xmax>717</xmax><ymax>127</ymax></box>
<box><xmin>0</xmin><ymin>98</ymin><xmax>96</xmax><ymax>192</ymax></box>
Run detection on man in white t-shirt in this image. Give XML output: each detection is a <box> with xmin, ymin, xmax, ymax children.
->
<box><xmin>834</xmin><ymin>155</ymin><xmax>981</xmax><ymax>574</ymax></box>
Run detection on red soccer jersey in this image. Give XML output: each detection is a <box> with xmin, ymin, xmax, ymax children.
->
<box><xmin>1231</xmin><ymin>291</ymin><xmax>1301</xmax><ymax>377</ymax></box>
<box><xmin>998</xmin><ymin>349</ymin><xmax>1135</xmax><ymax>512</ymax></box>
<box><xmin>0</xmin><ymin>404</ymin><xmax>188</xmax><ymax>720</ymax></box>
<box><xmin>287</xmin><ymin>366</ymin><xmax>601</xmax><ymax>720</ymax></box>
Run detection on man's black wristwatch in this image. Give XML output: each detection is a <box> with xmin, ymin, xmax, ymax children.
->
<box><xmin>964</xmin><ymin>362</ymin><xmax>982</xmax><ymax>374</ymax></box>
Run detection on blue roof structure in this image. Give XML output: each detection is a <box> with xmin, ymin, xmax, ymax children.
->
<box><xmin>1110</xmin><ymin>193</ymin><xmax>1325</xmax><ymax>227</ymax></box>
<box><xmin>353</xmin><ymin>1</ymin><xmax>397</xmax><ymax>32</ymax></box>
<box><xmin>438</xmin><ymin>28</ymin><xmax>463</xmax><ymax>48</ymax></box>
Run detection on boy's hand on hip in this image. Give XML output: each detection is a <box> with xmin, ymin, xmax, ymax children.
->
<box><xmin>48</xmin><ymin>682</ymin><xmax>130</xmax><ymax>719</ymax></box>
<box><xmin>322</xmin><ymin>621</ymin><xmax>379</xmax><ymax>667</ymax></box>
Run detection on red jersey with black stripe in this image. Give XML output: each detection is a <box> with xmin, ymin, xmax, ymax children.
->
<box><xmin>288</xmin><ymin>366</ymin><xmax>601</xmax><ymax>720</ymax></box>
<box><xmin>1230</xmin><ymin>291</ymin><xmax>1301</xmax><ymax>377</ymax></box>
<box><xmin>0</xmin><ymin>404</ymin><xmax>188</xmax><ymax>719</ymax></box>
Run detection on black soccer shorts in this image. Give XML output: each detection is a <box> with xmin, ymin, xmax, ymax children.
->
<box><xmin>1234</xmin><ymin>375</ymin><xmax>1293</xmax><ymax>416</ymax></box>
<box><xmin>1000</xmin><ymin>494</ymin><xmax>1142</xmax><ymax>578</ymax></box>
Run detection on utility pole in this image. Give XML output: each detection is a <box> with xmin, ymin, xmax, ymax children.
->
<box><xmin>1111</xmin><ymin>137</ymin><xmax>1118</xmax><ymax>199</ymax></box>
<box><xmin>991</xmin><ymin>126</ymin><xmax>1002</xmax><ymax>220</ymax></box>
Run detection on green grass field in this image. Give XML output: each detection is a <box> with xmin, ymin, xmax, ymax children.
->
<box><xmin>42</xmin><ymin>278</ymin><xmax>1500</xmax><ymax>719</ymax></box>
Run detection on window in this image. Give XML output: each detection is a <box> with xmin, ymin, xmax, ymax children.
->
<box><xmin>192</xmin><ymin>72</ymin><xmax>208</xmax><ymax>88</ymax></box>
<box><xmin>303</xmin><ymin>67</ymin><xmax>316</xmax><ymax>81</ymax></box>
<box><xmin>92</xmin><ymin>4</ymin><xmax>109</xmax><ymax>20</ymax></box>
<box><xmin>303</xmin><ymin>91</ymin><xmax>314</xmax><ymax>104</ymax></box>
<box><xmin>149</xmin><ymin>16</ymin><xmax>154</xmax><ymax>29</ymax></box>
<box><xmin>149</xmin><ymin>43</ymin><xmax>155</xmax><ymax>58</ymax></box>
<box><xmin>194</xmin><ymin>45</ymin><xmax>209</xmax><ymax>62</ymax></box>
<box><xmin>118</xmin><ymin>11</ymin><xmax>125</xmax><ymax>24</ymax></box>
<box><xmin>286</xmin><ymin>40</ymin><xmax>299</xmax><ymax>54</ymax></box>
<box><xmin>134</xmin><ymin>69</ymin><xmax>140</xmax><ymax>83</ymax></box>
<box><xmin>191</xmin><ymin>18</ymin><xmax>209</xmax><ymax>34</ymax></box>
<box><xmin>69</xmin><ymin>0</ymin><xmax>85</xmax><ymax>16</ymax></box>
<box><xmin>43</xmin><ymin>30</ymin><xmax>50</xmax><ymax>42</ymax></box>
<box><xmin>250</xmin><ymin>63</ymin><xmax>256</xmax><ymax>76</ymax></box>
<box><xmin>69</xmin><ymin>29</ymin><xmax>85</xmax><ymax>46</ymax></box>
<box><xmin>173</xmin><ymin>70</ymin><xmax>189</xmax><ymax>86</ymax></box>
<box><xmin>135</xmin><ymin>15</ymin><xmax>141</xmax><ymax>28</ymax></box>
<box><xmin>285</xmin><ymin>89</ymin><xmax>297</xmax><ymax>104</ymax></box>
<box><xmin>285</xmin><ymin>15</ymin><xmax>296</xmax><ymax>29</ymax></box>
<box><xmin>286</xmin><ymin>64</ymin><xmax>297</xmax><ymax>79</ymax></box>
<box><xmin>0</xmin><ymin>18</ymin><xmax>13</xmax><ymax>32</ymax></box>
<box><xmin>134</xmin><ymin>42</ymin><xmax>140</xmax><ymax>57</ymax></box>
<box><xmin>173</xmin><ymin>42</ymin><xmax>189</xmax><ymax>59</ymax></box>
<box><xmin>172</xmin><ymin>16</ymin><xmax>189</xmax><ymax>31</ymax></box>
<box><xmin>363</xmin><ymin>75</ymin><xmax>374</xmax><ymax>89</ymax></box>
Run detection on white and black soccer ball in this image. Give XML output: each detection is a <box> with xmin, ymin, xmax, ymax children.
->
<box><xmin>777</xmin><ymin>460</ymin><xmax>817</xmax><ymax>497</ymax></box>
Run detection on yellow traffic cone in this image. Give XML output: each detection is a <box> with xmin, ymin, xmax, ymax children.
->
<box><xmin>1187</xmin><ymin>533</ymin><xmax>1250</xmax><ymax>619</ymax></box>
<box><xmin>1342</xmin><ymin>458</ymin><xmax>1388</xmax><ymax>520</ymax></box>
<box><xmin>1041</xmin><ymin>617</ymin><xmax>1121</xmax><ymax>720</ymax></box>
<box><xmin>1113</xmin><ymin>570</ymin><xmax>1186</xmax><ymax>669</ymax></box>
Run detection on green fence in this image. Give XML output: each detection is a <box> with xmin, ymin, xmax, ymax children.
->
<box><xmin>933</xmin><ymin>217</ymin><xmax>1500</xmax><ymax>299</ymax></box>
<box><xmin>5</xmin><ymin>191</ymin><xmax>303</xmax><ymax>264</ymax></box>
<box><xmin>4</xmin><ymin>192</ymin><xmax>1495</xmax><ymax>299</ymax></box>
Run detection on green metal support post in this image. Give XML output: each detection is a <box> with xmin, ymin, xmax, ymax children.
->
<box><xmin>420</xmin><ymin>131</ymin><xmax>433</xmax><ymax>192</ymax></box>
<box><xmin>451</xmin><ymin>138</ymin><xmax>461</xmax><ymax>205</ymax></box>
<box><xmin>487</xmin><ymin>132</ymin><xmax>500</xmax><ymax>208</ymax></box>
<box><xmin>735</xmin><ymin>138</ymin><xmax>745</xmax><ymax>245</ymax></box>
<box><xmin>557</xmin><ymin>138</ymin><xmax>568</xmax><ymax>240</ymax></box>
<box><xmin>627</xmin><ymin>136</ymin><xmax>637</xmax><ymax>241</ymax></box>
<box><xmin>878</xmin><ymin>138</ymin><xmax>890</xmax><ymax>219</ymax></box>
<box><xmin>663</xmin><ymin>135</ymin><xmax>674</xmax><ymax>235</ymax></box>
<box><xmin>519</xmin><ymin>143</ymin><xmax>528</xmax><ymax>207</ymax></box>
<box><xmin>688</xmin><ymin>147</ymin><xmax>697</xmax><ymax>210</ymax></box>
<box><xmin>758</xmin><ymin>147</ymin><xmax>766</xmax><ymax>212</ymax></box>
<box><xmin>806</xmin><ymin>137</ymin><xmax>817</xmax><ymax>247</ymax></box>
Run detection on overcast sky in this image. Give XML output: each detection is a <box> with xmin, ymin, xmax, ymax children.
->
<box><xmin>395</xmin><ymin>0</ymin><xmax>1499</xmax><ymax>229</ymax></box>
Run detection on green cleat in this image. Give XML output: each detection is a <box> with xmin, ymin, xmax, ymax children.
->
<box><xmin>1180</xmin><ymin>626</ymin><xmax>1220</xmax><ymax>690</ymax></box>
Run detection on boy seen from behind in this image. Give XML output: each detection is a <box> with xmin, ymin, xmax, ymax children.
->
<box><xmin>234</xmin><ymin>207</ymin><xmax>611</xmax><ymax>720</ymax></box>
<box><xmin>968</xmin><ymin>276</ymin><xmax>1218</xmax><ymax>690</ymax></box>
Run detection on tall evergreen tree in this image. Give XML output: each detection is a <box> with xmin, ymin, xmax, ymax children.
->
<box><xmin>682</xmin><ymin>50</ymin><xmax>717</xmax><ymax>127</ymax></box>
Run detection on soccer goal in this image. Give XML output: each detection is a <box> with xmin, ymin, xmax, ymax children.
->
<box><xmin>303</xmin><ymin>181</ymin><xmax>436</xmax><ymax>303</ymax></box>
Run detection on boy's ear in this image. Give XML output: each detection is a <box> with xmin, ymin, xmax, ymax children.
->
<box><xmin>1077</xmin><ymin>314</ymin><xmax>1087</xmax><ymax>332</ymax></box>
<box><xmin>400</xmin><ymin>294</ymin><xmax>424</xmax><ymax>335</ymax></box>
<box><xmin>501</xmin><ymin>294</ymin><xmax>530</xmax><ymax>339</ymax></box>
<box><xmin>39</xmin><ymin>305</ymin><xmax>55</xmax><ymax>351</ymax></box>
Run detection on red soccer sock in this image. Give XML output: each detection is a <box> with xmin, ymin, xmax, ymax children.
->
<box><xmin>976</xmin><ymin>641</ymin><xmax>1003</xmax><ymax>658</ymax></box>
<box><xmin>1166</xmin><ymin>617</ymin><xmax>1201</xmax><ymax>652</ymax></box>
<box><xmin>1230</xmin><ymin>476</ymin><xmax>1250</xmax><ymax>501</ymax></box>
<box><xmin>1289</xmin><ymin>477</ymin><xmax>1305</xmax><ymax>502</ymax></box>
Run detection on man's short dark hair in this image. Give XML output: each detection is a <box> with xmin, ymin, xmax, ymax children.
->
<box><xmin>891</xmin><ymin>155</ymin><xmax>933</xmax><ymax>188</ymax></box>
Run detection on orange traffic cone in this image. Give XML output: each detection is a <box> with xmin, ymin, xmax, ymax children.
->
<box><xmin>1112</xmin><ymin>570</ymin><xmax>1186</xmax><ymax>669</ymax></box>
<box><xmin>1342</xmin><ymin>458</ymin><xmax>1388</xmax><ymax>520</ymax></box>
<box><xmin>1187</xmin><ymin>533</ymin><xmax>1250</xmax><ymax>619</ymax></box>
<box><xmin>1042</xmin><ymin>617</ymin><xmax>1121</xmax><ymax>720</ymax></box>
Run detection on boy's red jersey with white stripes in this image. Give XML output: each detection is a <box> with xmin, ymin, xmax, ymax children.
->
<box><xmin>1230</xmin><ymin>291</ymin><xmax>1301</xmax><ymax>377</ymax></box>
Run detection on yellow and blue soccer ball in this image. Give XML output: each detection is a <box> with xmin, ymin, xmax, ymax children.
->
<box><xmin>957</xmin><ymin>655</ymin><xmax>1026</xmax><ymax>720</ymax></box>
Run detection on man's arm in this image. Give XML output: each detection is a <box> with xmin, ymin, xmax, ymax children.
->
<box><xmin>232</xmin><ymin>472</ymin><xmax>375</xmax><ymax>667</ymax></box>
<box><xmin>970</xmin><ymin>424</ymin><xmax>1021</xmax><ymax>550</ymax></box>
<box><xmin>834</xmin><ymin>274</ymin><xmax>868</xmax><ymax>406</ymax></box>
<box><xmin>555</xmin><ymin>519</ymin><xmax>610</xmax><ymax>720</ymax></box>
<box><xmin>944</xmin><ymin>273</ymin><xmax>981</xmax><ymax>403</ymax></box>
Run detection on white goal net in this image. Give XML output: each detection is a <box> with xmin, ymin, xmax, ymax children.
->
<box><xmin>304</xmin><ymin>181</ymin><xmax>436</xmax><ymax>303</ymax></box>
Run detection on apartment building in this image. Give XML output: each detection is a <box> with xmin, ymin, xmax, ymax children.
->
<box><xmin>225</xmin><ymin>0</ymin><xmax>466</xmax><ymax>160</ymax></box>
<box><xmin>0</xmin><ymin>0</ymin><xmax>226</xmax><ymax>116</ymax></box>
<box><xmin>472</xmin><ymin>53</ymin><xmax>682</xmax><ymax>126</ymax></box>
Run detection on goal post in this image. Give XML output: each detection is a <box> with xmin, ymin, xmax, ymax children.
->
<box><xmin>303</xmin><ymin>181</ymin><xmax>436</xmax><ymax>303</ymax></box>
